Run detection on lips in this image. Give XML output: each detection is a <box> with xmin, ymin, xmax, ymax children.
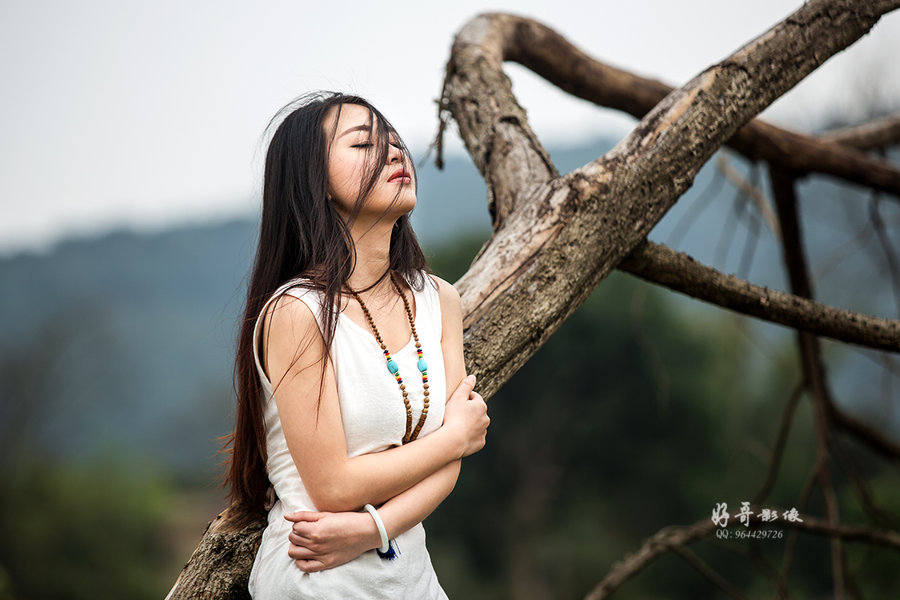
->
<box><xmin>388</xmin><ymin>169</ymin><xmax>412</xmax><ymax>184</ymax></box>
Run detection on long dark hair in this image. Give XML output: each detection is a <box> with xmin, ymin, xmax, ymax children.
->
<box><xmin>225</xmin><ymin>91</ymin><xmax>427</xmax><ymax>516</ymax></box>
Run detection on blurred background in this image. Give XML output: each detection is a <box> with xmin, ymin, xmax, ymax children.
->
<box><xmin>1</xmin><ymin>1</ymin><xmax>899</xmax><ymax>598</ymax></box>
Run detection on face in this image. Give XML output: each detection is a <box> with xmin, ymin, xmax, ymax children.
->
<box><xmin>323</xmin><ymin>103</ymin><xmax>416</xmax><ymax>221</ymax></box>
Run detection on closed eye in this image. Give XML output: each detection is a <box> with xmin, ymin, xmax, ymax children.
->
<box><xmin>350</xmin><ymin>143</ymin><xmax>373</xmax><ymax>149</ymax></box>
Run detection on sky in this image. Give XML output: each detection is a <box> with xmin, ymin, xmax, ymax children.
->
<box><xmin>1</xmin><ymin>0</ymin><xmax>898</xmax><ymax>256</ymax></box>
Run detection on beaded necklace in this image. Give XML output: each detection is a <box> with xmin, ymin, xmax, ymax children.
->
<box><xmin>350</xmin><ymin>277</ymin><xmax>429</xmax><ymax>443</ymax></box>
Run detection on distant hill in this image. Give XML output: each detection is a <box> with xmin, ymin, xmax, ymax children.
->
<box><xmin>2</xmin><ymin>137</ymin><xmax>896</xmax><ymax>475</ymax></box>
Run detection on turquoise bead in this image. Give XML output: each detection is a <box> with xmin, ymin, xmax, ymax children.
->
<box><xmin>387</xmin><ymin>360</ymin><xmax>399</xmax><ymax>374</ymax></box>
<box><xmin>417</xmin><ymin>358</ymin><xmax>428</xmax><ymax>372</ymax></box>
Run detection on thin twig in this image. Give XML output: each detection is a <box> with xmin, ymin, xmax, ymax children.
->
<box><xmin>738</xmin><ymin>196</ymin><xmax>762</xmax><ymax>281</ymax></box>
<box><xmin>868</xmin><ymin>191</ymin><xmax>900</xmax><ymax>318</ymax></box>
<box><xmin>829</xmin><ymin>434</ymin><xmax>895</xmax><ymax>528</ymax></box>
<box><xmin>715</xmin><ymin>180</ymin><xmax>746</xmax><ymax>268</ymax></box>
<box><xmin>753</xmin><ymin>382</ymin><xmax>805</xmax><ymax>506</ymax></box>
<box><xmin>584</xmin><ymin>520</ymin><xmax>716</xmax><ymax>600</ymax></box>
<box><xmin>829</xmin><ymin>398</ymin><xmax>900</xmax><ymax>464</ymax></box>
<box><xmin>717</xmin><ymin>154</ymin><xmax>781</xmax><ymax>240</ymax></box>
<box><xmin>812</xmin><ymin>216</ymin><xmax>875</xmax><ymax>283</ymax></box>
<box><xmin>778</xmin><ymin>466</ymin><xmax>819</xmax><ymax>596</ymax></box>
<box><xmin>666</xmin><ymin>160</ymin><xmax>726</xmax><ymax>247</ymax></box>
<box><xmin>670</xmin><ymin>545</ymin><xmax>749</xmax><ymax>600</ymax></box>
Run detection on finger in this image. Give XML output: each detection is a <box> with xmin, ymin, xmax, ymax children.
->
<box><xmin>284</xmin><ymin>511</ymin><xmax>325</xmax><ymax>523</ymax></box>
<box><xmin>294</xmin><ymin>559</ymin><xmax>326</xmax><ymax>573</ymax></box>
<box><xmin>288</xmin><ymin>525</ymin><xmax>326</xmax><ymax>547</ymax></box>
<box><xmin>290</xmin><ymin>527</ymin><xmax>320</xmax><ymax>545</ymax></box>
<box><xmin>288</xmin><ymin>530</ymin><xmax>317</xmax><ymax>547</ymax></box>
<box><xmin>287</xmin><ymin>542</ymin><xmax>318</xmax><ymax>560</ymax></box>
<box><xmin>451</xmin><ymin>375</ymin><xmax>476</xmax><ymax>400</ymax></box>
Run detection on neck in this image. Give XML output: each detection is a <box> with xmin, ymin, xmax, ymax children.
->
<box><xmin>346</xmin><ymin>216</ymin><xmax>396</xmax><ymax>294</ymax></box>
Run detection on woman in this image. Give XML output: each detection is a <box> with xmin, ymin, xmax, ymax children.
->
<box><xmin>226</xmin><ymin>91</ymin><xmax>490</xmax><ymax>599</ymax></box>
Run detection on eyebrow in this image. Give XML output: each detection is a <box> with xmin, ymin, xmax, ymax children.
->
<box><xmin>338</xmin><ymin>124</ymin><xmax>374</xmax><ymax>138</ymax></box>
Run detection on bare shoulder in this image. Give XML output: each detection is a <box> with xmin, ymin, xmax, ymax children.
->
<box><xmin>429</xmin><ymin>275</ymin><xmax>462</xmax><ymax>311</ymax></box>
<box><xmin>264</xmin><ymin>291</ymin><xmax>319</xmax><ymax>338</ymax></box>
<box><xmin>261</xmin><ymin>291</ymin><xmax>324</xmax><ymax>376</ymax></box>
<box><xmin>429</xmin><ymin>275</ymin><xmax>463</xmax><ymax>343</ymax></box>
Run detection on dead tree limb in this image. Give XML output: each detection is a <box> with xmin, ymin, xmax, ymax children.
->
<box><xmin>463</xmin><ymin>12</ymin><xmax>900</xmax><ymax>198</ymax></box>
<box><xmin>820</xmin><ymin>113</ymin><xmax>900</xmax><ymax>150</ymax></box>
<box><xmin>168</xmin><ymin>1</ymin><xmax>900</xmax><ymax>597</ymax></box>
<box><xmin>619</xmin><ymin>241</ymin><xmax>900</xmax><ymax>353</ymax></box>
<box><xmin>782</xmin><ymin>515</ymin><xmax>900</xmax><ymax>549</ymax></box>
<box><xmin>165</xmin><ymin>505</ymin><xmax>264</xmax><ymax>600</ymax></box>
<box><xmin>770</xmin><ymin>165</ymin><xmax>846</xmax><ymax>598</ymax></box>
<box><xmin>770</xmin><ymin>167</ymin><xmax>900</xmax><ymax>463</ymax></box>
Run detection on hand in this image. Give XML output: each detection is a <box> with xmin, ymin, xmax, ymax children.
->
<box><xmin>284</xmin><ymin>510</ymin><xmax>380</xmax><ymax>572</ymax></box>
<box><xmin>443</xmin><ymin>375</ymin><xmax>490</xmax><ymax>458</ymax></box>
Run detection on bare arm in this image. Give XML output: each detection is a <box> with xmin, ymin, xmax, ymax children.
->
<box><xmin>283</xmin><ymin>278</ymin><xmax>487</xmax><ymax>572</ymax></box>
<box><xmin>264</xmin><ymin>279</ymin><xmax>487</xmax><ymax>513</ymax></box>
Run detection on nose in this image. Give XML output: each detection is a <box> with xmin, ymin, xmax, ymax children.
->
<box><xmin>388</xmin><ymin>142</ymin><xmax>403</xmax><ymax>164</ymax></box>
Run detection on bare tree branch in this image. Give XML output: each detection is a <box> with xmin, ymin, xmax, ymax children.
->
<box><xmin>770</xmin><ymin>164</ymin><xmax>846</xmax><ymax>599</ymax></box>
<box><xmin>473</xmin><ymin>11</ymin><xmax>900</xmax><ymax>198</ymax></box>
<box><xmin>829</xmin><ymin>403</ymin><xmax>900</xmax><ymax>462</ymax></box>
<box><xmin>618</xmin><ymin>241</ymin><xmax>900</xmax><ymax>353</ymax></box>
<box><xmin>820</xmin><ymin>113</ymin><xmax>900</xmax><ymax>150</ymax></box>
<box><xmin>781</xmin><ymin>516</ymin><xmax>900</xmax><ymax>550</ymax></box>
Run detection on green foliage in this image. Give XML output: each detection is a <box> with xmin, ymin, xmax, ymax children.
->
<box><xmin>0</xmin><ymin>458</ymin><xmax>181</xmax><ymax>600</ymax></box>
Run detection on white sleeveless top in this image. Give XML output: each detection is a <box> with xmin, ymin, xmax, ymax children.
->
<box><xmin>248</xmin><ymin>274</ymin><xmax>448</xmax><ymax>600</ymax></box>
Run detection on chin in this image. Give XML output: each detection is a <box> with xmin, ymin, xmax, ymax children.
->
<box><xmin>378</xmin><ymin>188</ymin><xmax>417</xmax><ymax>216</ymax></box>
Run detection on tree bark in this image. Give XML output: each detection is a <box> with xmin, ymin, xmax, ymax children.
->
<box><xmin>445</xmin><ymin>0</ymin><xmax>900</xmax><ymax>400</ymax></box>
<box><xmin>167</xmin><ymin>1</ymin><xmax>900</xmax><ymax>596</ymax></box>
<box><xmin>165</xmin><ymin>506</ymin><xmax>265</xmax><ymax>600</ymax></box>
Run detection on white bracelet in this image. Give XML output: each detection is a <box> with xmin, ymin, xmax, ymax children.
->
<box><xmin>363</xmin><ymin>503</ymin><xmax>390</xmax><ymax>553</ymax></box>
